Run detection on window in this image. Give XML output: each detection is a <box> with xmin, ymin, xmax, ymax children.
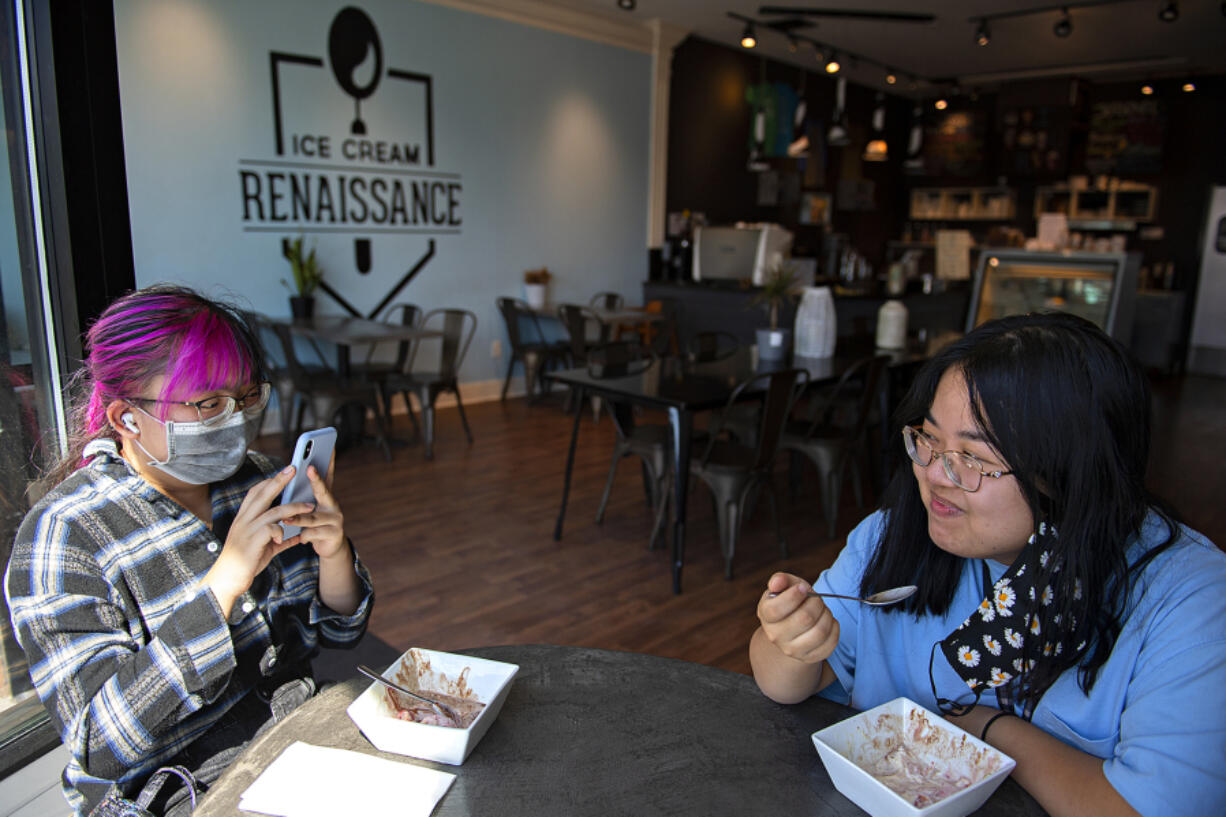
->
<box><xmin>0</xmin><ymin>0</ymin><xmax>78</xmax><ymax>775</ymax></box>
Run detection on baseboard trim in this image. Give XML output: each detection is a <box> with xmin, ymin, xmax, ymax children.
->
<box><xmin>1187</xmin><ymin>345</ymin><xmax>1226</xmax><ymax>378</ymax></box>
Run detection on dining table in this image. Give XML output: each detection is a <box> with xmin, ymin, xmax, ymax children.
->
<box><xmin>544</xmin><ymin>343</ymin><xmax>926</xmax><ymax>594</ymax></box>
<box><xmin>194</xmin><ymin>644</ymin><xmax>1047</xmax><ymax>817</ymax></box>
<box><xmin>275</xmin><ymin>314</ymin><xmax>443</xmax><ymax>379</ymax></box>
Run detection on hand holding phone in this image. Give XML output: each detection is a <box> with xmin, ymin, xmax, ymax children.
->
<box><xmin>279</xmin><ymin>427</ymin><xmax>337</xmax><ymax>538</ymax></box>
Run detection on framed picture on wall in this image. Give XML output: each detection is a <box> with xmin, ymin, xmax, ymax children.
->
<box><xmin>799</xmin><ymin>192</ymin><xmax>832</xmax><ymax>226</ymax></box>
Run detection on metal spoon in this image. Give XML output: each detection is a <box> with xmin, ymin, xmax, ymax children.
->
<box><xmin>767</xmin><ymin>584</ymin><xmax>918</xmax><ymax>607</ymax></box>
<box><xmin>357</xmin><ymin>664</ymin><xmax>463</xmax><ymax>726</ymax></box>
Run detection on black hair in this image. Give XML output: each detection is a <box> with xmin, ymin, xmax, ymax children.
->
<box><xmin>861</xmin><ymin>312</ymin><xmax>1178</xmax><ymax>707</ymax></box>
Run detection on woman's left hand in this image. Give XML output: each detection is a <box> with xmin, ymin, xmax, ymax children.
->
<box><xmin>282</xmin><ymin>465</ymin><xmax>345</xmax><ymax>559</ymax></box>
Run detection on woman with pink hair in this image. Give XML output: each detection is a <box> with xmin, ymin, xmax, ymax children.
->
<box><xmin>6</xmin><ymin>285</ymin><xmax>372</xmax><ymax>816</ymax></box>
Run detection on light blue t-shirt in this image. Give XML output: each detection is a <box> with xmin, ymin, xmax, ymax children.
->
<box><xmin>815</xmin><ymin>510</ymin><xmax>1226</xmax><ymax>817</ymax></box>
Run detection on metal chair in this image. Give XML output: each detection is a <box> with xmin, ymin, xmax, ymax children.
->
<box><xmin>268</xmin><ymin>323</ymin><xmax>392</xmax><ymax>460</ymax></box>
<box><xmin>379</xmin><ymin>308</ymin><xmax>477</xmax><ymax>460</ymax></box>
<box><xmin>691</xmin><ymin>367</ymin><xmax>808</xmax><ymax>579</ymax></box>
<box><xmin>779</xmin><ymin>354</ymin><xmax>888</xmax><ymax>538</ymax></box>
<box><xmin>496</xmin><ymin>297</ymin><xmax>569</xmax><ymax>402</ymax></box>
<box><xmin>354</xmin><ymin>303</ymin><xmax>424</xmax><ymax>437</ymax></box>
<box><xmin>360</xmin><ymin>303</ymin><xmax>423</xmax><ymax>376</ymax></box>
<box><xmin>687</xmin><ymin>331</ymin><xmax>740</xmax><ymax>363</ymax></box>
<box><xmin>557</xmin><ymin>304</ymin><xmax>612</xmax><ymax>417</ymax></box>
<box><xmin>590</xmin><ymin>341</ymin><xmax>673</xmax><ymax>550</ymax></box>
<box><xmin>240</xmin><ymin>311</ymin><xmax>327</xmax><ymax>448</ymax></box>
<box><xmin>589</xmin><ymin>291</ymin><xmax>624</xmax><ymax>311</ymax></box>
<box><xmin>556</xmin><ymin>304</ymin><xmax>608</xmax><ymax>369</ymax></box>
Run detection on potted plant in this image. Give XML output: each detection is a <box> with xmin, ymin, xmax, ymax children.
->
<box><xmin>282</xmin><ymin>235</ymin><xmax>323</xmax><ymax>319</ymax></box>
<box><xmin>523</xmin><ymin>267</ymin><xmax>551</xmax><ymax>311</ymax></box>
<box><xmin>751</xmin><ymin>261</ymin><xmax>801</xmax><ymax>360</ymax></box>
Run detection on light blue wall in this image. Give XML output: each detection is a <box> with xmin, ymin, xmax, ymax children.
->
<box><xmin>113</xmin><ymin>0</ymin><xmax>651</xmax><ymax>383</ymax></box>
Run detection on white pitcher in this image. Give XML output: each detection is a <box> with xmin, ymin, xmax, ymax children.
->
<box><xmin>794</xmin><ymin>286</ymin><xmax>837</xmax><ymax>358</ymax></box>
<box><xmin>875</xmin><ymin>300</ymin><xmax>909</xmax><ymax>350</ymax></box>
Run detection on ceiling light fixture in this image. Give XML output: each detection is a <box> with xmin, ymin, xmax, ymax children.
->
<box><xmin>935</xmin><ymin>97</ymin><xmax>949</xmax><ymax>110</ymax></box>
<box><xmin>787</xmin><ymin>36</ymin><xmax>799</xmax><ymax>53</ymax></box>
<box><xmin>975</xmin><ymin>19</ymin><xmax>991</xmax><ymax>46</ymax></box>
<box><xmin>1141</xmin><ymin>82</ymin><xmax>1155</xmax><ymax>94</ymax></box>
<box><xmin>741</xmin><ymin>23</ymin><xmax>756</xmax><ymax>49</ymax></box>
<box><xmin>616</xmin><ymin>0</ymin><xmax>635</xmax><ymax>10</ymax></box>
<box><xmin>825</xmin><ymin>52</ymin><xmax>841</xmax><ymax>73</ymax></box>
<box><xmin>863</xmin><ymin>93</ymin><xmax>889</xmax><ymax>162</ymax></box>
<box><xmin>1158</xmin><ymin>2</ymin><xmax>1179</xmax><ymax>22</ymax></box>
<box><xmin>827</xmin><ymin>76</ymin><xmax>850</xmax><ymax>147</ymax></box>
<box><xmin>1054</xmin><ymin>8</ymin><xmax>1073</xmax><ymax>37</ymax></box>
<box><xmin>1182</xmin><ymin>81</ymin><xmax>1196</xmax><ymax>92</ymax></box>
<box><xmin>886</xmin><ymin>69</ymin><xmax>898</xmax><ymax>85</ymax></box>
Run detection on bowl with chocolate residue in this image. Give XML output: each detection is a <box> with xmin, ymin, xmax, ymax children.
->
<box><xmin>347</xmin><ymin>647</ymin><xmax>518</xmax><ymax>765</ymax></box>
<box><xmin>812</xmin><ymin>697</ymin><xmax>1015</xmax><ymax>817</ymax></box>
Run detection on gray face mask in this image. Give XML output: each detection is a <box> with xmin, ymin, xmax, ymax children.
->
<box><xmin>133</xmin><ymin>405</ymin><xmax>260</xmax><ymax>485</ymax></box>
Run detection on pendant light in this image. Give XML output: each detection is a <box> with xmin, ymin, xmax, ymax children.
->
<box><xmin>827</xmin><ymin>76</ymin><xmax>850</xmax><ymax>147</ymax></box>
<box><xmin>788</xmin><ymin>68</ymin><xmax>810</xmax><ymax>157</ymax></box>
<box><xmin>904</xmin><ymin>105</ymin><xmax>925</xmax><ymax>172</ymax></box>
<box><xmin>863</xmin><ymin>93</ymin><xmax>888</xmax><ymax>162</ymax></box>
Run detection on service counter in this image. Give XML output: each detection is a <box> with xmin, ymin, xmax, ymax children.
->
<box><xmin>642</xmin><ymin>281</ymin><xmax>970</xmax><ymax>349</ymax></box>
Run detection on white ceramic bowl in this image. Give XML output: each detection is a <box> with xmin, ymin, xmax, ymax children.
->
<box><xmin>812</xmin><ymin>697</ymin><xmax>1016</xmax><ymax>817</ymax></box>
<box><xmin>347</xmin><ymin>647</ymin><xmax>518</xmax><ymax>765</ymax></box>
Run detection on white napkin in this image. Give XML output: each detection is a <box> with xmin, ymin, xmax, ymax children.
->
<box><xmin>239</xmin><ymin>741</ymin><xmax>455</xmax><ymax>817</ymax></box>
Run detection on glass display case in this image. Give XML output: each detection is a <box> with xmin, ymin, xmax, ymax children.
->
<box><xmin>966</xmin><ymin>250</ymin><xmax>1139</xmax><ymax>341</ymax></box>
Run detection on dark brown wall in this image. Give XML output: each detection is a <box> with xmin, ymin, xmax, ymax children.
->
<box><xmin>665</xmin><ymin>36</ymin><xmax>912</xmax><ymax>269</ymax></box>
<box><xmin>665</xmin><ymin>37</ymin><xmax>1226</xmax><ymax>301</ymax></box>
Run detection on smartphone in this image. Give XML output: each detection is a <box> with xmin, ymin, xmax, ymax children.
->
<box><xmin>279</xmin><ymin>427</ymin><xmax>337</xmax><ymax>539</ymax></box>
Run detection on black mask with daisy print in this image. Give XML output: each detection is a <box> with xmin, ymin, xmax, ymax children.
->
<box><xmin>930</xmin><ymin>522</ymin><xmax>1083</xmax><ymax>717</ymax></box>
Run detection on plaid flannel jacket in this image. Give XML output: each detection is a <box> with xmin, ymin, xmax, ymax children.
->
<box><xmin>5</xmin><ymin>441</ymin><xmax>373</xmax><ymax>814</ymax></box>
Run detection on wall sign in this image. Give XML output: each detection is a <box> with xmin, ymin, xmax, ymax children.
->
<box><xmin>1086</xmin><ymin>99</ymin><xmax>1164</xmax><ymax>177</ymax></box>
<box><xmin>236</xmin><ymin>6</ymin><xmax>463</xmax><ymax>317</ymax></box>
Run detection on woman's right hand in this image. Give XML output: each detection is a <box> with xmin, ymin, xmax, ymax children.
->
<box><xmin>204</xmin><ymin>465</ymin><xmax>312</xmax><ymax>617</ymax></box>
<box><xmin>756</xmin><ymin>572</ymin><xmax>841</xmax><ymax>664</ymax></box>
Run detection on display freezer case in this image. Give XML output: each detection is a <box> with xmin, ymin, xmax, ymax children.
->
<box><xmin>966</xmin><ymin>250</ymin><xmax>1139</xmax><ymax>341</ymax></box>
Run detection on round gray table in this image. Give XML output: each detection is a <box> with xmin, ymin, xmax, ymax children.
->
<box><xmin>197</xmin><ymin>644</ymin><xmax>1047</xmax><ymax>816</ymax></box>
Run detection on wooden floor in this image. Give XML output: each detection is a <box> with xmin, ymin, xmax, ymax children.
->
<box><xmin>256</xmin><ymin>373</ymin><xmax>1226</xmax><ymax>679</ymax></box>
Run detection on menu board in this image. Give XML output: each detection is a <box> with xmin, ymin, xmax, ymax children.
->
<box><xmin>922</xmin><ymin>110</ymin><xmax>985</xmax><ymax>177</ymax></box>
<box><xmin>1086</xmin><ymin>100</ymin><xmax>1164</xmax><ymax>175</ymax></box>
<box><xmin>998</xmin><ymin>105</ymin><xmax>1069</xmax><ymax>176</ymax></box>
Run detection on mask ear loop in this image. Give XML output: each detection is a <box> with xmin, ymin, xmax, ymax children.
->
<box><xmin>929</xmin><ymin>641</ymin><xmax>982</xmax><ymax>716</ymax></box>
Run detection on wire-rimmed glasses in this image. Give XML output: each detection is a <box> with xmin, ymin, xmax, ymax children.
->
<box><xmin>128</xmin><ymin>382</ymin><xmax>272</xmax><ymax>427</ymax></box>
<box><xmin>901</xmin><ymin>425</ymin><xmax>1013</xmax><ymax>493</ymax></box>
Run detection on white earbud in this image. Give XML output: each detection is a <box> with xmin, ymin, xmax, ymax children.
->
<box><xmin>121</xmin><ymin>412</ymin><xmax>139</xmax><ymax>433</ymax></box>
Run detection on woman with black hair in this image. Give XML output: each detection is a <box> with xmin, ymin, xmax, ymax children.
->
<box><xmin>750</xmin><ymin>313</ymin><xmax>1226</xmax><ymax>817</ymax></box>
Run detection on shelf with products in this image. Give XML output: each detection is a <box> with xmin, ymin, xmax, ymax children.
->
<box><xmin>909</xmin><ymin>186</ymin><xmax>1017</xmax><ymax>221</ymax></box>
<box><xmin>1034</xmin><ymin>182</ymin><xmax>1157</xmax><ymax>228</ymax></box>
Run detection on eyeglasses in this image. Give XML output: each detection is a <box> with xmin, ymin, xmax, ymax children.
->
<box><xmin>128</xmin><ymin>382</ymin><xmax>272</xmax><ymax>427</ymax></box>
<box><xmin>902</xmin><ymin>425</ymin><xmax>1013</xmax><ymax>493</ymax></box>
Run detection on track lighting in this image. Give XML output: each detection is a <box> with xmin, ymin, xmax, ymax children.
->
<box><xmin>825</xmin><ymin>52</ymin><xmax>841</xmax><ymax>74</ymax></box>
<box><xmin>975</xmin><ymin>19</ymin><xmax>990</xmax><ymax>46</ymax></box>
<box><xmin>1053</xmin><ymin>8</ymin><xmax>1073</xmax><ymax>37</ymax></box>
<box><xmin>1158</xmin><ymin>2</ymin><xmax>1178</xmax><ymax>22</ymax></box>
<box><xmin>741</xmin><ymin>23</ymin><xmax>756</xmax><ymax>49</ymax></box>
<box><xmin>1182</xmin><ymin>81</ymin><xmax>1196</xmax><ymax>92</ymax></box>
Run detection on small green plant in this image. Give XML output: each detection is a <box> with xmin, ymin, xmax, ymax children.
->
<box><xmin>281</xmin><ymin>235</ymin><xmax>323</xmax><ymax>296</ymax></box>
<box><xmin>751</xmin><ymin>261</ymin><xmax>801</xmax><ymax>330</ymax></box>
